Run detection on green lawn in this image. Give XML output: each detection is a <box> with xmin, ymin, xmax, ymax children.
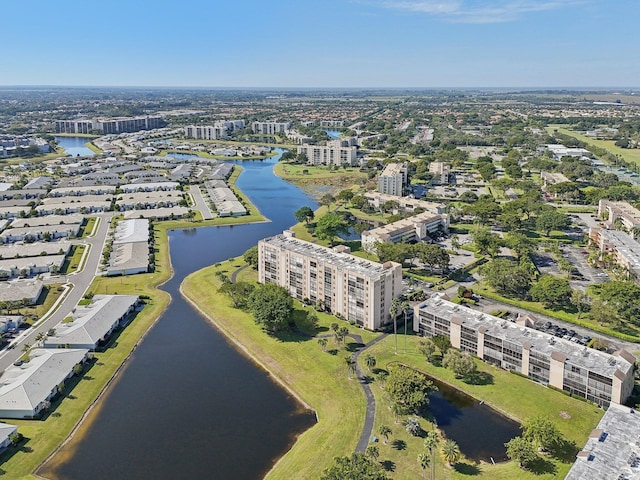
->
<box><xmin>181</xmin><ymin>257</ymin><xmax>379</xmax><ymax>480</ymax></box>
<box><xmin>363</xmin><ymin>336</ymin><xmax>604</xmax><ymax>479</ymax></box>
<box><xmin>79</xmin><ymin>217</ymin><xmax>97</xmax><ymax>237</ymax></box>
<box><xmin>60</xmin><ymin>245</ymin><xmax>86</xmax><ymax>274</ymax></box>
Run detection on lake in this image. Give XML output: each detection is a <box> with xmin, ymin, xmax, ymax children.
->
<box><xmin>40</xmin><ymin>150</ymin><xmax>319</xmax><ymax>480</ymax></box>
<box><xmin>55</xmin><ymin>136</ymin><xmax>95</xmax><ymax>157</ymax></box>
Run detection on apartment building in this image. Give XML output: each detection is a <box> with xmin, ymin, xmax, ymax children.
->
<box><xmin>296</xmin><ymin>144</ymin><xmax>358</xmax><ymax>166</ymax></box>
<box><xmin>363</xmin><ymin>192</ymin><xmax>446</xmax><ymax>215</ymax></box>
<box><xmin>413</xmin><ymin>294</ymin><xmax>635</xmax><ymax>406</ymax></box>
<box><xmin>540</xmin><ymin>171</ymin><xmax>570</xmax><ymax>190</ymax></box>
<box><xmin>598</xmin><ymin>200</ymin><xmax>640</xmax><ymax>235</ymax></box>
<box><xmin>378</xmin><ymin>163</ymin><xmax>407</xmax><ymax>197</ymax></box>
<box><xmin>55</xmin><ymin>116</ymin><xmax>164</xmax><ymax>134</ymax></box>
<box><xmin>429</xmin><ymin>162</ymin><xmax>450</xmax><ymax>185</ymax></box>
<box><xmin>589</xmin><ymin>227</ymin><xmax>640</xmax><ymax>279</ymax></box>
<box><xmin>184</xmin><ymin>120</ymin><xmax>245</xmax><ymax>140</ymax></box>
<box><xmin>361</xmin><ymin>212</ymin><xmax>450</xmax><ymax>253</ymax></box>
<box><xmin>251</xmin><ymin>122</ymin><xmax>290</xmax><ymax>135</ymax></box>
<box><xmin>258</xmin><ymin>230</ymin><xmax>402</xmax><ymax>330</ymax></box>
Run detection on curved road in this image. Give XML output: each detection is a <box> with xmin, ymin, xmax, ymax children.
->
<box><xmin>0</xmin><ymin>212</ymin><xmax>113</xmax><ymax>371</ymax></box>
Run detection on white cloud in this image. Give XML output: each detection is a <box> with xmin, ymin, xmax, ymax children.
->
<box><xmin>377</xmin><ymin>0</ymin><xmax>587</xmax><ymax>23</ymax></box>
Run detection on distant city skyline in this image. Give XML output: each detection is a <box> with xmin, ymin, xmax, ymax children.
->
<box><xmin>1</xmin><ymin>0</ymin><xmax>638</xmax><ymax>88</ymax></box>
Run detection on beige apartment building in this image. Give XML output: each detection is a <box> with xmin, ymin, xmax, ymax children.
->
<box><xmin>589</xmin><ymin>227</ymin><xmax>640</xmax><ymax>279</ymax></box>
<box><xmin>413</xmin><ymin>295</ymin><xmax>635</xmax><ymax>406</ymax></box>
<box><xmin>378</xmin><ymin>163</ymin><xmax>407</xmax><ymax>197</ymax></box>
<box><xmin>598</xmin><ymin>199</ymin><xmax>640</xmax><ymax>235</ymax></box>
<box><xmin>296</xmin><ymin>144</ymin><xmax>358</xmax><ymax>166</ymax></box>
<box><xmin>361</xmin><ymin>212</ymin><xmax>450</xmax><ymax>253</ymax></box>
<box><xmin>251</xmin><ymin>122</ymin><xmax>290</xmax><ymax>135</ymax></box>
<box><xmin>429</xmin><ymin>162</ymin><xmax>450</xmax><ymax>185</ymax></box>
<box><xmin>363</xmin><ymin>192</ymin><xmax>446</xmax><ymax>215</ymax></box>
<box><xmin>258</xmin><ymin>230</ymin><xmax>402</xmax><ymax>330</ymax></box>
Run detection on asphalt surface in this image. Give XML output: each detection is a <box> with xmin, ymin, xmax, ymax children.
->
<box><xmin>189</xmin><ymin>185</ymin><xmax>214</xmax><ymax>220</ymax></box>
<box><xmin>0</xmin><ymin>212</ymin><xmax>113</xmax><ymax>371</ymax></box>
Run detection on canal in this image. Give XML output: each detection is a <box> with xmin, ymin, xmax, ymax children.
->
<box><xmin>40</xmin><ymin>150</ymin><xmax>319</xmax><ymax>480</ymax></box>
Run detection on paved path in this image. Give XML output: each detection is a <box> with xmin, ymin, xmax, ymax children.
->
<box><xmin>0</xmin><ymin>212</ymin><xmax>114</xmax><ymax>371</ymax></box>
<box><xmin>353</xmin><ymin>333</ymin><xmax>388</xmax><ymax>453</ymax></box>
<box><xmin>230</xmin><ymin>264</ymin><xmax>248</xmax><ymax>283</ymax></box>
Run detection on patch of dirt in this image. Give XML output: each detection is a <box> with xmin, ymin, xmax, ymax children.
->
<box><xmin>559</xmin><ymin>411</ymin><xmax>571</xmax><ymax>419</ymax></box>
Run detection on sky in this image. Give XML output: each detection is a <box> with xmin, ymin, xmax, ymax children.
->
<box><xmin>1</xmin><ymin>0</ymin><xmax>638</xmax><ymax>88</ymax></box>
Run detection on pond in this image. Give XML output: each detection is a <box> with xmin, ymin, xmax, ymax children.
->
<box><xmin>54</xmin><ymin>136</ymin><xmax>95</xmax><ymax>157</ymax></box>
<box><xmin>427</xmin><ymin>375</ymin><xmax>520</xmax><ymax>462</ymax></box>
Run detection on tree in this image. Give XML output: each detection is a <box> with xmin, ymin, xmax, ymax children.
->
<box><xmin>364</xmin><ymin>353</ymin><xmax>377</xmax><ymax>372</ymax></box>
<box><xmin>479</xmin><ymin>259</ymin><xmax>532</xmax><ymax>297</ymax></box>
<box><xmin>418</xmin><ymin>338</ymin><xmax>437</xmax><ymax>363</ymax></box>
<box><xmin>522</xmin><ymin>416</ymin><xmax>562</xmax><ymax>452</ymax></box>
<box><xmin>432</xmin><ymin>335</ymin><xmax>451</xmax><ymax>355</ymax></box>
<box><xmin>336</xmin><ymin>189</ymin><xmax>355</xmax><ymax>204</ymax></box>
<box><xmin>321</xmin><ymin>453</ymin><xmax>390</xmax><ymax>480</ymax></box>
<box><xmin>450</xmin><ymin>234</ymin><xmax>460</xmax><ymax>252</ymax></box>
<box><xmin>385</xmin><ymin>366</ymin><xmax>437</xmax><ymax>415</ymax></box>
<box><xmin>442</xmin><ymin>349</ymin><xmax>477</xmax><ymax>379</ymax></box>
<box><xmin>294</xmin><ymin>206</ymin><xmax>315</xmax><ymax>225</ymax></box>
<box><xmin>317</xmin><ymin>338</ymin><xmax>328</xmax><ymax>352</ymax></box>
<box><xmin>441</xmin><ymin>439</ymin><xmax>461</xmax><ymax>467</ymax></box>
<box><xmin>423</xmin><ymin>431</ymin><xmax>439</xmax><ymax>480</ymax></box>
<box><xmin>345</xmin><ymin>355</ymin><xmax>357</xmax><ymax>379</ymax></box>
<box><xmin>319</xmin><ymin>193</ymin><xmax>335</xmax><ymax>209</ymax></box>
<box><xmin>365</xmin><ymin>445</ymin><xmax>379</xmax><ymax>462</ymax></box>
<box><xmin>243</xmin><ymin>245</ymin><xmax>259</xmax><ymax>269</ymax></box>
<box><xmin>505</xmin><ymin>436</ymin><xmax>538</xmax><ymax>469</ymax></box>
<box><xmin>315</xmin><ymin>212</ymin><xmax>349</xmax><ymax>245</ymax></box>
<box><xmin>405</xmin><ymin>416</ymin><xmax>421</xmax><ymax>436</ymax></box>
<box><xmin>390</xmin><ymin>298</ymin><xmax>400</xmax><ymax>353</ymax></box>
<box><xmin>417</xmin><ymin>452</ymin><xmax>430</xmax><ymax>480</ymax></box>
<box><xmin>571</xmin><ymin>289</ymin><xmax>590</xmax><ymax>319</ymax></box>
<box><xmin>535</xmin><ymin>209</ymin><xmax>570</xmax><ymax>236</ymax></box>
<box><xmin>218</xmin><ymin>281</ymin><xmax>255</xmax><ymax>309</ymax></box>
<box><xmin>530</xmin><ymin>275</ymin><xmax>572</xmax><ymax>310</ymax></box>
<box><xmin>9</xmin><ymin>432</ymin><xmax>23</xmax><ymax>447</ymax></box>
<box><xmin>401</xmin><ymin>300</ymin><xmax>410</xmax><ymax>353</ymax></box>
<box><xmin>247</xmin><ymin>283</ymin><xmax>293</xmax><ymax>333</ymax></box>
<box><xmin>378</xmin><ymin>424</ymin><xmax>392</xmax><ymax>444</ymax></box>
<box><xmin>471</xmin><ymin>227</ymin><xmax>502</xmax><ymax>257</ymax></box>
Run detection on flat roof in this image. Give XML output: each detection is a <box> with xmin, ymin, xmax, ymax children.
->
<box><xmin>566</xmin><ymin>402</ymin><xmax>640</xmax><ymax>480</ymax></box>
<box><xmin>594</xmin><ymin>229</ymin><xmax>640</xmax><ymax>272</ymax></box>
<box><xmin>113</xmin><ymin>219</ymin><xmax>149</xmax><ymax>244</ymax></box>
<box><xmin>261</xmin><ymin>232</ymin><xmax>400</xmax><ymax>278</ymax></box>
<box><xmin>417</xmin><ymin>295</ymin><xmax>634</xmax><ymax>378</ymax></box>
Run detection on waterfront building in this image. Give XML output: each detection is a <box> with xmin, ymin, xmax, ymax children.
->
<box><xmin>106</xmin><ymin>219</ymin><xmax>150</xmax><ymax>277</ymax></box>
<box><xmin>0</xmin><ymin>348</ymin><xmax>89</xmax><ymax>419</ymax></box>
<box><xmin>361</xmin><ymin>212</ymin><xmax>450</xmax><ymax>253</ymax></box>
<box><xmin>184</xmin><ymin>121</ymin><xmax>245</xmax><ymax>140</ymax></box>
<box><xmin>589</xmin><ymin>228</ymin><xmax>640</xmax><ymax>279</ymax></box>
<box><xmin>363</xmin><ymin>192</ymin><xmax>446</xmax><ymax>215</ymax></box>
<box><xmin>378</xmin><ymin>163</ymin><xmax>407</xmax><ymax>197</ymax></box>
<box><xmin>258</xmin><ymin>230</ymin><xmax>402</xmax><ymax>330</ymax></box>
<box><xmin>55</xmin><ymin>116</ymin><xmax>165</xmax><ymax>134</ymax></box>
<box><xmin>413</xmin><ymin>294</ymin><xmax>635</xmax><ymax>406</ymax></box>
<box><xmin>44</xmin><ymin>295</ymin><xmax>139</xmax><ymax>350</ymax></box>
<box><xmin>598</xmin><ymin>199</ymin><xmax>640</xmax><ymax>235</ymax></box>
<box><xmin>566</xmin><ymin>402</ymin><xmax>640</xmax><ymax>480</ymax></box>
<box><xmin>296</xmin><ymin>144</ymin><xmax>358</xmax><ymax>166</ymax></box>
<box><xmin>251</xmin><ymin>122</ymin><xmax>290</xmax><ymax>135</ymax></box>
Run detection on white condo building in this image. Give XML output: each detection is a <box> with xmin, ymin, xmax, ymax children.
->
<box><xmin>258</xmin><ymin>230</ymin><xmax>402</xmax><ymax>330</ymax></box>
<box><xmin>296</xmin><ymin>145</ymin><xmax>358</xmax><ymax>166</ymax></box>
<box><xmin>378</xmin><ymin>163</ymin><xmax>407</xmax><ymax>196</ymax></box>
<box><xmin>251</xmin><ymin>122</ymin><xmax>290</xmax><ymax>135</ymax></box>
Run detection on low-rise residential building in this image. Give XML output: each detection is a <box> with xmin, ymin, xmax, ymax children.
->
<box><xmin>0</xmin><ymin>255</ymin><xmax>65</xmax><ymax>279</ymax></box>
<box><xmin>413</xmin><ymin>294</ymin><xmax>635</xmax><ymax>406</ymax></box>
<box><xmin>203</xmin><ymin>180</ymin><xmax>246</xmax><ymax>217</ymax></box>
<box><xmin>105</xmin><ymin>219</ymin><xmax>150</xmax><ymax>276</ymax></box>
<box><xmin>363</xmin><ymin>193</ymin><xmax>447</xmax><ymax>215</ymax></box>
<box><xmin>0</xmin><ymin>422</ymin><xmax>17</xmax><ymax>452</ymax></box>
<box><xmin>540</xmin><ymin>171</ymin><xmax>570</xmax><ymax>190</ymax></box>
<box><xmin>0</xmin><ymin>241</ymin><xmax>72</xmax><ymax>259</ymax></box>
<box><xmin>49</xmin><ymin>186</ymin><xmax>116</xmax><ymax>197</ymax></box>
<box><xmin>44</xmin><ymin>295</ymin><xmax>140</xmax><ymax>350</ymax></box>
<box><xmin>116</xmin><ymin>190</ymin><xmax>181</xmax><ymax>211</ymax></box>
<box><xmin>296</xmin><ymin>144</ymin><xmax>358</xmax><ymax>166</ymax></box>
<box><xmin>258</xmin><ymin>230</ymin><xmax>402</xmax><ymax>330</ymax></box>
<box><xmin>10</xmin><ymin>214</ymin><xmax>84</xmax><ymax>228</ymax></box>
<box><xmin>0</xmin><ymin>279</ymin><xmax>44</xmax><ymax>304</ymax></box>
<box><xmin>590</xmin><ymin>228</ymin><xmax>640</xmax><ymax>279</ymax></box>
<box><xmin>0</xmin><ymin>224</ymin><xmax>81</xmax><ymax>243</ymax></box>
<box><xmin>539</xmin><ymin>144</ymin><xmax>592</xmax><ymax>160</ymax></box>
<box><xmin>361</xmin><ymin>212</ymin><xmax>450</xmax><ymax>253</ymax></box>
<box><xmin>378</xmin><ymin>163</ymin><xmax>407</xmax><ymax>197</ymax></box>
<box><xmin>429</xmin><ymin>162</ymin><xmax>450</xmax><ymax>185</ymax></box>
<box><xmin>598</xmin><ymin>200</ymin><xmax>640</xmax><ymax>235</ymax></box>
<box><xmin>566</xmin><ymin>402</ymin><xmax>640</xmax><ymax>480</ymax></box>
<box><xmin>0</xmin><ymin>348</ymin><xmax>89</xmax><ymax>419</ymax></box>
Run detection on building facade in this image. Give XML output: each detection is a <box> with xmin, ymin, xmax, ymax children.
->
<box><xmin>598</xmin><ymin>199</ymin><xmax>640</xmax><ymax>236</ymax></box>
<box><xmin>429</xmin><ymin>162</ymin><xmax>450</xmax><ymax>185</ymax></box>
<box><xmin>184</xmin><ymin>120</ymin><xmax>245</xmax><ymax>140</ymax></box>
<box><xmin>378</xmin><ymin>163</ymin><xmax>407</xmax><ymax>197</ymax></box>
<box><xmin>251</xmin><ymin>122</ymin><xmax>290</xmax><ymax>135</ymax></box>
<box><xmin>361</xmin><ymin>212</ymin><xmax>450</xmax><ymax>253</ymax></box>
<box><xmin>258</xmin><ymin>230</ymin><xmax>402</xmax><ymax>330</ymax></box>
<box><xmin>413</xmin><ymin>294</ymin><xmax>635</xmax><ymax>406</ymax></box>
<box><xmin>589</xmin><ymin>227</ymin><xmax>640</xmax><ymax>279</ymax></box>
<box><xmin>55</xmin><ymin>116</ymin><xmax>164</xmax><ymax>134</ymax></box>
<box><xmin>296</xmin><ymin>145</ymin><xmax>358</xmax><ymax>166</ymax></box>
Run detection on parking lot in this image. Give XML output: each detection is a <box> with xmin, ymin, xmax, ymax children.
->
<box><xmin>561</xmin><ymin>245</ymin><xmax>610</xmax><ymax>289</ymax></box>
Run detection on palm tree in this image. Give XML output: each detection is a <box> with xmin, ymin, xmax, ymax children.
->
<box><xmin>389</xmin><ymin>298</ymin><xmax>399</xmax><ymax>354</ymax></box>
<box><xmin>317</xmin><ymin>338</ymin><xmax>328</xmax><ymax>352</ymax></box>
<box><xmin>366</xmin><ymin>445</ymin><xmax>379</xmax><ymax>462</ymax></box>
<box><xmin>424</xmin><ymin>431</ymin><xmax>439</xmax><ymax>480</ymax></box>
<box><xmin>378</xmin><ymin>424</ymin><xmax>392</xmax><ymax>444</ymax></box>
<box><xmin>21</xmin><ymin>343</ymin><xmax>31</xmax><ymax>354</ymax></box>
<box><xmin>401</xmin><ymin>300</ymin><xmax>410</xmax><ymax>353</ymax></box>
<box><xmin>450</xmin><ymin>234</ymin><xmax>460</xmax><ymax>253</ymax></box>
<box><xmin>345</xmin><ymin>355</ymin><xmax>357</xmax><ymax>379</ymax></box>
<box><xmin>364</xmin><ymin>353</ymin><xmax>377</xmax><ymax>372</ymax></box>
<box><xmin>417</xmin><ymin>452</ymin><xmax>430</xmax><ymax>480</ymax></box>
<box><xmin>35</xmin><ymin>332</ymin><xmax>47</xmax><ymax>346</ymax></box>
<box><xmin>441</xmin><ymin>439</ymin><xmax>461</xmax><ymax>467</ymax></box>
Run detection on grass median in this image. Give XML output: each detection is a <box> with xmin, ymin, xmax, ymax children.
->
<box><xmin>181</xmin><ymin>257</ymin><xmax>379</xmax><ymax>479</ymax></box>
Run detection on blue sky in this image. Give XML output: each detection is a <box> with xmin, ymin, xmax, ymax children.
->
<box><xmin>1</xmin><ymin>0</ymin><xmax>638</xmax><ymax>88</ymax></box>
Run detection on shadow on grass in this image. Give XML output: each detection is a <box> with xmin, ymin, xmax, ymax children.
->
<box><xmin>527</xmin><ymin>456</ymin><xmax>557</xmax><ymax>476</ymax></box>
<box><xmin>0</xmin><ymin>436</ymin><xmax>32</xmax><ymax>469</ymax></box>
<box><xmin>391</xmin><ymin>439</ymin><xmax>406</xmax><ymax>450</ymax></box>
<box><xmin>550</xmin><ymin>439</ymin><xmax>579</xmax><ymax>463</ymax></box>
<box><xmin>326</xmin><ymin>349</ymin><xmax>338</xmax><ymax>356</ymax></box>
<box><xmin>463</xmin><ymin>370</ymin><xmax>494</xmax><ymax>386</ymax></box>
<box><xmin>455</xmin><ymin>462</ymin><xmax>481</xmax><ymax>475</ymax></box>
<box><xmin>345</xmin><ymin>341</ymin><xmax>365</xmax><ymax>352</ymax></box>
<box><xmin>360</xmin><ymin>375</ymin><xmax>374</xmax><ymax>384</ymax></box>
<box><xmin>380</xmin><ymin>460</ymin><xmax>396</xmax><ymax>472</ymax></box>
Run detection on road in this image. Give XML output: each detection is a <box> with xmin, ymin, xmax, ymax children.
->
<box><xmin>0</xmin><ymin>213</ymin><xmax>113</xmax><ymax>371</ymax></box>
<box><xmin>189</xmin><ymin>185</ymin><xmax>214</xmax><ymax>220</ymax></box>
